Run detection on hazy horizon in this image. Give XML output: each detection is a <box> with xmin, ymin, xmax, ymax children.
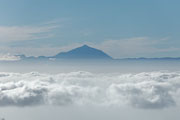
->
<box><xmin>0</xmin><ymin>0</ymin><xmax>180</xmax><ymax>58</ymax></box>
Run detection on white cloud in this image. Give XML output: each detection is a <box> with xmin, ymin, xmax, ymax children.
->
<box><xmin>0</xmin><ymin>53</ymin><xmax>20</xmax><ymax>61</ymax></box>
<box><xmin>0</xmin><ymin>25</ymin><xmax>58</xmax><ymax>42</ymax></box>
<box><xmin>0</xmin><ymin>71</ymin><xmax>180</xmax><ymax>109</ymax></box>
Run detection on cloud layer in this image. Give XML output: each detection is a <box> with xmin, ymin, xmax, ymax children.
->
<box><xmin>0</xmin><ymin>71</ymin><xmax>180</xmax><ymax>109</ymax></box>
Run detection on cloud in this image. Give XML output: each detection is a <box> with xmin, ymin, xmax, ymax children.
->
<box><xmin>0</xmin><ymin>24</ymin><xmax>58</xmax><ymax>42</ymax></box>
<box><xmin>0</xmin><ymin>71</ymin><xmax>180</xmax><ymax>109</ymax></box>
<box><xmin>0</xmin><ymin>53</ymin><xmax>20</xmax><ymax>61</ymax></box>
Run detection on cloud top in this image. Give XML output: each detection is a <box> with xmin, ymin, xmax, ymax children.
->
<box><xmin>0</xmin><ymin>71</ymin><xmax>180</xmax><ymax>109</ymax></box>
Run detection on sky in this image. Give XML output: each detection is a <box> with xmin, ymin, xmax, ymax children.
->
<box><xmin>0</xmin><ymin>0</ymin><xmax>180</xmax><ymax>58</ymax></box>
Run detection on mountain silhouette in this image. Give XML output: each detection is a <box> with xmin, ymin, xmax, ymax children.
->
<box><xmin>53</xmin><ymin>45</ymin><xmax>113</xmax><ymax>59</ymax></box>
<box><xmin>16</xmin><ymin>45</ymin><xmax>180</xmax><ymax>61</ymax></box>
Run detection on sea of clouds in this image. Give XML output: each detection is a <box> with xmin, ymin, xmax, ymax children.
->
<box><xmin>0</xmin><ymin>71</ymin><xmax>180</xmax><ymax>109</ymax></box>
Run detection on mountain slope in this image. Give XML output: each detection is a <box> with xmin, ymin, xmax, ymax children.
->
<box><xmin>54</xmin><ymin>45</ymin><xmax>113</xmax><ymax>59</ymax></box>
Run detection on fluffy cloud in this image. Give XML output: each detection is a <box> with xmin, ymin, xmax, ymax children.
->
<box><xmin>0</xmin><ymin>71</ymin><xmax>180</xmax><ymax>109</ymax></box>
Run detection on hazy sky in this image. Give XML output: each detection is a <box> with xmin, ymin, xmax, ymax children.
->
<box><xmin>0</xmin><ymin>0</ymin><xmax>180</xmax><ymax>58</ymax></box>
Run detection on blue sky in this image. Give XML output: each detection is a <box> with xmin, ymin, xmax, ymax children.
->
<box><xmin>0</xmin><ymin>0</ymin><xmax>180</xmax><ymax>58</ymax></box>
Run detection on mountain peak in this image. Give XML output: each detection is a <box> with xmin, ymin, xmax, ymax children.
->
<box><xmin>82</xmin><ymin>44</ymin><xmax>89</xmax><ymax>47</ymax></box>
<box><xmin>77</xmin><ymin>44</ymin><xmax>95</xmax><ymax>49</ymax></box>
<box><xmin>54</xmin><ymin>45</ymin><xmax>113</xmax><ymax>59</ymax></box>
<box><xmin>78</xmin><ymin>44</ymin><xmax>92</xmax><ymax>49</ymax></box>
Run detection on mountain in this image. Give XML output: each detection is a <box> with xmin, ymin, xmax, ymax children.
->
<box><xmin>16</xmin><ymin>45</ymin><xmax>180</xmax><ymax>61</ymax></box>
<box><xmin>53</xmin><ymin>45</ymin><xmax>113</xmax><ymax>60</ymax></box>
<box><xmin>16</xmin><ymin>45</ymin><xmax>113</xmax><ymax>61</ymax></box>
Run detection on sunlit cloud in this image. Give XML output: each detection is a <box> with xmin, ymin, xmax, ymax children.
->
<box><xmin>0</xmin><ymin>71</ymin><xmax>179</xmax><ymax>109</ymax></box>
